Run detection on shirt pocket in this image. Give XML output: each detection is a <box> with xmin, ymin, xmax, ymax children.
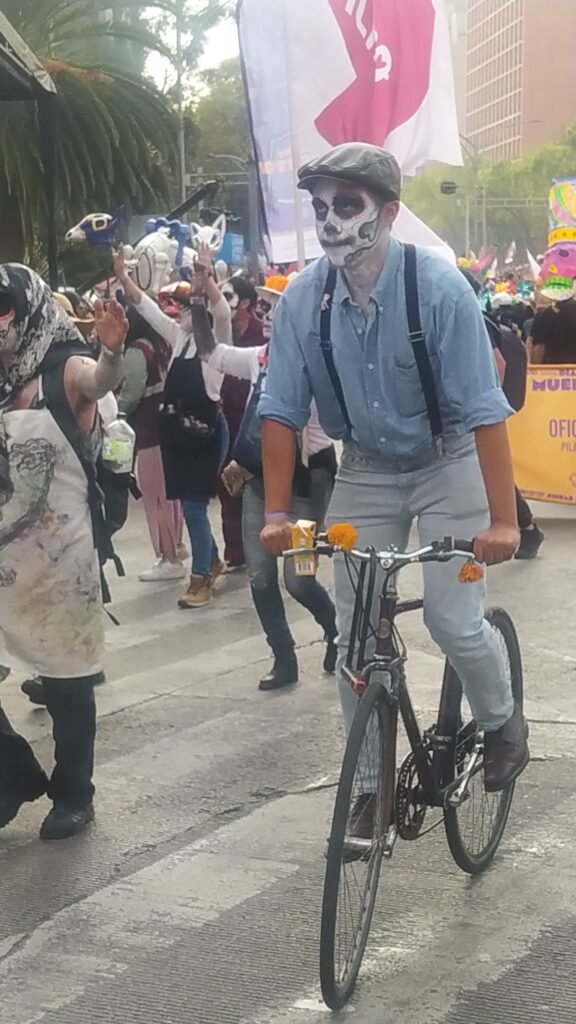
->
<box><xmin>392</xmin><ymin>359</ymin><xmax>428</xmax><ymax>417</ymax></box>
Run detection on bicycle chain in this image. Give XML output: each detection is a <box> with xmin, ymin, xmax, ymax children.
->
<box><xmin>395</xmin><ymin>751</ymin><xmax>427</xmax><ymax>840</ymax></box>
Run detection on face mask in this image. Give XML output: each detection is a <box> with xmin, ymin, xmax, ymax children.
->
<box><xmin>311</xmin><ymin>182</ymin><xmax>389</xmax><ymax>268</ymax></box>
<box><xmin>179</xmin><ymin>307</ymin><xmax>193</xmax><ymax>333</ymax></box>
<box><xmin>222</xmin><ymin>287</ymin><xmax>240</xmax><ymax>311</ymax></box>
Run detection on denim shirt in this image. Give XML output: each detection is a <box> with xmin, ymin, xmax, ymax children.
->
<box><xmin>259</xmin><ymin>239</ymin><xmax>513</xmax><ymax>458</ymax></box>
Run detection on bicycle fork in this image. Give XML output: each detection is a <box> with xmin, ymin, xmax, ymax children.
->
<box><xmin>381</xmin><ymin>703</ymin><xmax>399</xmax><ymax>859</ymax></box>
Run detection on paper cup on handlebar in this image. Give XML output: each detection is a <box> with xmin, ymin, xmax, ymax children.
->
<box><xmin>291</xmin><ymin>520</ymin><xmax>317</xmax><ymax>576</ymax></box>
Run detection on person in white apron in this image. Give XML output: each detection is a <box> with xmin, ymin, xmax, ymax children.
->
<box><xmin>0</xmin><ymin>265</ymin><xmax>127</xmax><ymax>840</ymax></box>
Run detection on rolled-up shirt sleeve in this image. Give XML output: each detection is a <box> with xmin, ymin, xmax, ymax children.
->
<box><xmin>259</xmin><ymin>296</ymin><xmax>313</xmax><ymax>431</ymax></box>
<box><xmin>436</xmin><ymin>288</ymin><xmax>514</xmax><ymax>430</ymax></box>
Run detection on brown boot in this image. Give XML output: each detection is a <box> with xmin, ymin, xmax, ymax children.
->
<box><xmin>211</xmin><ymin>557</ymin><xmax>227</xmax><ymax>584</ymax></box>
<box><xmin>178</xmin><ymin>574</ymin><xmax>213</xmax><ymax>609</ymax></box>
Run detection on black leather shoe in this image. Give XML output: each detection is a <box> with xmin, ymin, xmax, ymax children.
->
<box><xmin>259</xmin><ymin>655</ymin><xmax>298</xmax><ymax>691</ymax></box>
<box><xmin>0</xmin><ymin>775</ymin><xmax>48</xmax><ymax>828</ymax></box>
<box><xmin>40</xmin><ymin>803</ymin><xmax>95</xmax><ymax>841</ymax></box>
<box><xmin>483</xmin><ymin>705</ymin><xmax>530</xmax><ymax>792</ymax></box>
<box><xmin>0</xmin><ymin>797</ymin><xmax>25</xmax><ymax>829</ymax></box>
<box><xmin>21</xmin><ymin>677</ymin><xmax>46</xmax><ymax>706</ymax></box>
<box><xmin>323</xmin><ymin>638</ymin><xmax>338</xmax><ymax>675</ymax></box>
<box><xmin>515</xmin><ymin>524</ymin><xmax>545</xmax><ymax>560</ymax></box>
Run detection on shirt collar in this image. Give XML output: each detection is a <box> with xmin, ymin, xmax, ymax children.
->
<box><xmin>334</xmin><ymin>237</ymin><xmax>403</xmax><ymax>307</ymax></box>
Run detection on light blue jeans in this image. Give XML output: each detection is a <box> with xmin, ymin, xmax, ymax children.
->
<box><xmin>328</xmin><ymin>435</ymin><xmax>514</xmax><ymax>739</ymax></box>
<box><xmin>181</xmin><ymin>415</ymin><xmax>229</xmax><ymax>578</ymax></box>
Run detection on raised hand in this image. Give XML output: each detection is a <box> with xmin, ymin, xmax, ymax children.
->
<box><xmin>195</xmin><ymin>241</ymin><xmax>213</xmax><ymax>273</ymax></box>
<box><xmin>112</xmin><ymin>248</ymin><xmax>128</xmax><ymax>284</ymax></box>
<box><xmin>190</xmin><ymin>263</ymin><xmax>209</xmax><ymax>298</ymax></box>
<box><xmin>94</xmin><ymin>297</ymin><xmax>128</xmax><ymax>353</ymax></box>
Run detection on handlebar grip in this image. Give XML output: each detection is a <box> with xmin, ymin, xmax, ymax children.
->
<box><xmin>453</xmin><ymin>539</ymin><xmax>475</xmax><ymax>554</ymax></box>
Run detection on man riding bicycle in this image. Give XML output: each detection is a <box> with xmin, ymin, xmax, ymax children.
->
<box><xmin>259</xmin><ymin>143</ymin><xmax>529</xmax><ymax>809</ymax></box>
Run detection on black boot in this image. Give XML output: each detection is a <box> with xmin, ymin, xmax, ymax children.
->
<box><xmin>323</xmin><ymin>637</ymin><xmax>338</xmax><ymax>675</ymax></box>
<box><xmin>259</xmin><ymin>652</ymin><xmax>299</xmax><ymax>691</ymax></box>
<box><xmin>515</xmin><ymin>523</ymin><xmax>545</xmax><ymax>560</ymax></box>
<box><xmin>0</xmin><ymin>789</ymin><xmax>46</xmax><ymax>830</ymax></box>
<box><xmin>21</xmin><ymin>677</ymin><xmax>46</xmax><ymax>706</ymax></box>
<box><xmin>483</xmin><ymin>705</ymin><xmax>530</xmax><ymax>792</ymax></box>
<box><xmin>40</xmin><ymin>803</ymin><xmax>94</xmax><ymax>841</ymax></box>
<box><xmin>0</xmin><ymin>704</ymin><xmax>49</xmax><ymax>827</ymax></box>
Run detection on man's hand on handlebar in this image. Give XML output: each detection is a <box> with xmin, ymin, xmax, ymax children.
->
<box><xmin>473</xmin><ymin>522</ymin><xmax>520</xmax><ymax>566</ymax></box>
<box><xmin>260</xmin><ymin>518</ymin><xmax>293</xmax><ymax>556</ymax></box>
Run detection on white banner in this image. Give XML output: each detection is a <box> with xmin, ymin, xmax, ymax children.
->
<box><xmin>238</xmin><ymin>0</ymin><xmax>462</xmax><ymax>262</ymax></box>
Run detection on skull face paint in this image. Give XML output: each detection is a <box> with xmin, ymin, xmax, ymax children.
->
<box><xmin>311</xmin><ymin>182</ymin><xmax>387</xmax><ymax>268</ymax></box>
<box><xmin>221</xmin><ymin>285</ymin><xmax>240</xmax><ymax>312</ymax></box>
<box><xmin>256</xmin><ymin>292</ymin><xmax>280</xmax><ymax>341</ymax></box>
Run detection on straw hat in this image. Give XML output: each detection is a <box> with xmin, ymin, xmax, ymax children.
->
<box><xmin>255</xmin><ymin>274</ymin><xmax>291</xmax><ymax>301</ymax></box>
<box><xmin>54</xmin><ymin>291</ymin><xmax>95</xmax><ymax>324</ymax></box>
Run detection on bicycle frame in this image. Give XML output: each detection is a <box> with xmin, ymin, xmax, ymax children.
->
<box><xmin>344</xmin><ymin>551</ymin><xmax>463</xmax><ymax>811</ymax></box>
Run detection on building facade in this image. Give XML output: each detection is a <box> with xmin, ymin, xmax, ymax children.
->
<box><xmin>465</xmin><ymin>0</ymin><xmax>576</xmax><ymax>162</ymax></box>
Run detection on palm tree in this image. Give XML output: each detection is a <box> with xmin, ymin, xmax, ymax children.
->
<box><xmin>0</xmin><ymin>0</ymin><xmax>229</xmax><ymax>264</ymax></box>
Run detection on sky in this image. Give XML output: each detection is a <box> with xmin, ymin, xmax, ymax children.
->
<box><xmin>198</xmin><ymin>19</ymin><xmax>239</xmax><ymax>70</ymax></box>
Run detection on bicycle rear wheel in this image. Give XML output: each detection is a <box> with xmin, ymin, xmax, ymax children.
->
<box><xmin>444</xmin><ymin>607</ymin><xmax>523</xmax><ymax>875</ymax></box>
<box><xmin>320</xmin><ymin>678</ymin><xmax>395</xmax><ymax>1010</ymax></box>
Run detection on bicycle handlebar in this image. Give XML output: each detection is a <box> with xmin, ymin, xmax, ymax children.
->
<box><xmin>284</xmin><ymin>535</ymin><xmax>476</xmax><ymax>571</ymax></box>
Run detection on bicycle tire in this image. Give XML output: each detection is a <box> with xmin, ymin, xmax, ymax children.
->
<box><xmin>320</xmin><ymin>678</ymin><xmax>395</xmax><ymax>1010</ymax></box>
<box><xmin>444</xmin><ymin>607</ymin><xmax>523</xmax><ymax>875</ymax></box>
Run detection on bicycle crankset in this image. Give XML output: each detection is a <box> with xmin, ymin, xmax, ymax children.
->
<box><xmin>395</xmin><ymin>751</ymin><xmax>427</xmax><ymax>840</ymax></box>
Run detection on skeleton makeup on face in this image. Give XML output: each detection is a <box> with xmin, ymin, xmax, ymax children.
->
<box><xmin>311</xmin><ymin>181</ymin><xmax>390</xmax><ymax>269</ymax></box>
<box><xmin>221</xmin><ymin>285</ymin><xmax>240</xmax><ymax>311</ymax></box>
<box><xmin>256</xmin><ymin>291</ymin><xmax>281</xmax><ymax>341</ymax></box>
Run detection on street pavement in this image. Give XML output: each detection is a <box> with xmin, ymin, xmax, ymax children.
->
<box><xmin>0</xmin><ymin>500</ymin><xmax>575</xmax><ymax>1023</ymax></box>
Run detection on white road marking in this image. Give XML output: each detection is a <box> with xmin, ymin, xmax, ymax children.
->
<box><xmin>0</xmin><ymin>843</ymin><xmax>297</xmax><ymax>1023</ymax></box>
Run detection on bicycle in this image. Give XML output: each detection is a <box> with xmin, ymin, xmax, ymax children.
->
<box><xmin>286</xmin><ymin>528</ymin><xmax>524</xmax><ymax>1010</ymax></box>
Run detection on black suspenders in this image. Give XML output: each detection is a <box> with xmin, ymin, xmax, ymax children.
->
<box><xmin>318</xmin><ymin>244</ymin><xmax>443</xmax><ymax>441</ymax></box>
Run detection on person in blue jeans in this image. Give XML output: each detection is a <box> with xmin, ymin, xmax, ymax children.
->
<box><xmin>114</xmin><ymin>247</ymin><xmax>231</xmax><ymax>607</ymax></box>
<box><xmin>259</xmin><ymin>144</ymin><xmax>529</xmax><ymax>818</ymax></box>
<box><xmin>194</xmin><ymin>275</ymin><xmax>338</xmax><ymax>690</ymax></box>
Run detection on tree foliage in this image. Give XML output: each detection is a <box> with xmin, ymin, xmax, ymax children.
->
<box><xmin>186</xmin><ymin>57</ymin><xmax>251</xmax><ymax>231</ymax></box>
<box><xmin>403</xmin><ymin>125</ymin><xmax>576</xmax><ymax>257</ymax></box>
<box><xmin>0</xmin><ymin>1</ymin><xmax>230</xmax><ymax>265</ymax></box>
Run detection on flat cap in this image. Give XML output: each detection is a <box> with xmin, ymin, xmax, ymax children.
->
<box><xmin>297</xmin><ymin>143</ymin><xmax>401</xmax><ymax>202</ymax></box>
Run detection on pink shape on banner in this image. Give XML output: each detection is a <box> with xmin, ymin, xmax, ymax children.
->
<box><xmin>316</xmin><ymin>0</ymin><xmax>436</xmax><ymax>148</ymax></box>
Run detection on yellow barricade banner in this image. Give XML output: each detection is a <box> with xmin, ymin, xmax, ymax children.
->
<box><xmin>508</xmin><ymin>366</ymin><xmax>576</xmax><ymax>505</ymax></box>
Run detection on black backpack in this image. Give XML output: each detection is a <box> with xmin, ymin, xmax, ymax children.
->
<box><xmin>482</xmin><ymin>312</ymin><xmax>528</xmax><ymax>412</ymax></box>
<box><xmin>39</xmin><ymin>347</ymin><xmax>134</xmax><ymax>608</ymax></box>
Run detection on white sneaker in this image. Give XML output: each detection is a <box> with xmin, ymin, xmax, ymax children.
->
<box><xmin>139</xmin><ymin>559</ymin><xmax>186</xmax><ymax>582</ymax></box>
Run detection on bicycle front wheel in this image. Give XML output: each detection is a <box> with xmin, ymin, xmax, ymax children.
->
<box><xmin>444</xmin><ymin>607</ymin><xmax>523</xmax><ymax>875</ymax></box>
<box><xmin>320</xmin><ymin>678</ymin><xmax>395</xmax><ymax>1010</ymax></box>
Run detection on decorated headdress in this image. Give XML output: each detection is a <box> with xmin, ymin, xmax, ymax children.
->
<box><xmin>539</xmin><ymin>179</ymin><xmax>576</xmax><ymax>301</ymax></box>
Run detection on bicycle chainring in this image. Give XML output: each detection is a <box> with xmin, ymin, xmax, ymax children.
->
<box><xmin>395</xmin><ymin>751</ymin><xmax>427</xmax><ymax>840</ymax></box>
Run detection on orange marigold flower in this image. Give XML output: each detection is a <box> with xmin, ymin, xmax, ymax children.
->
<box><xmin>458</xmin><ymin>559</ymin><xmax>485</xmax><ymax>584</ymax></box>
<box><xmin>326</xmin><ymin>522</ymin><xmax>358</xmax><ymax>551</ymax></box>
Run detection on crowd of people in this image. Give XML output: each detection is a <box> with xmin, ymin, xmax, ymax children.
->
<box><xmin>2</xmin><ymin>140</ymin><xmax>573</xmax><ymax>842</ymax></box>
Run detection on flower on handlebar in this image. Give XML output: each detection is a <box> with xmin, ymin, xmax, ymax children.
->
<box><xmin>326</xmin><ymin>523</ymin><xmax>358</xmax><ymax>551</ymax></box>
<box><xmin>458</xmin><ymin>558</ymin><xmax>485</xmax><ymax>584</ymax></box>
